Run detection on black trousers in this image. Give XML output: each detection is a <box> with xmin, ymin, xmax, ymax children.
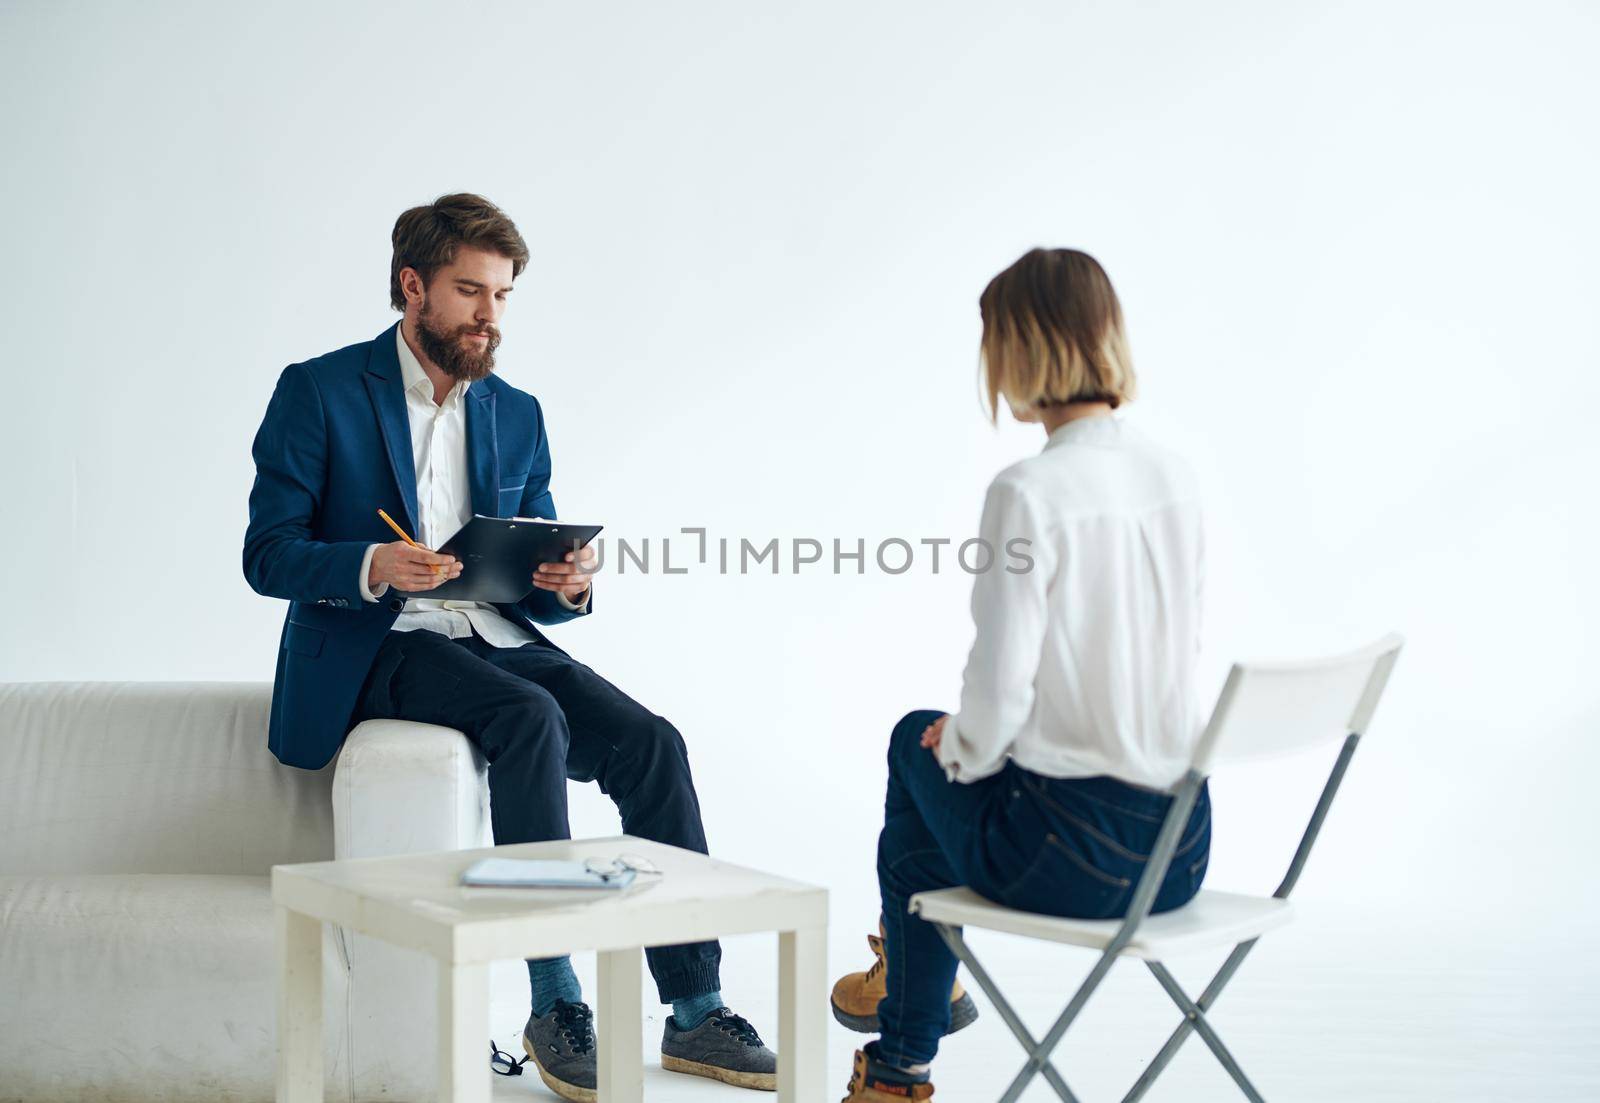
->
<box><xmin>351</xmin><ymin>627</ymin><xmax>722</xmax><ymax>1003</ymax></box>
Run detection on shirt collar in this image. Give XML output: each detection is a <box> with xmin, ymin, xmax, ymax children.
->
<box><xmin>1043</xmin><ymin>412</ymin><xmax>1122</xmax><ymax>450</ymax></box>
<box><xmin>395</xmin><ymin>324</ymin><xmax>468</xmax><ymax>405</ymax></box>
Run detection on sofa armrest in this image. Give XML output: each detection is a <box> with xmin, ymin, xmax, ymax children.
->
<box><xmin>331</xmin><ymin>719</ymin><xmax>491</xmax><ymax>860</ymax></box>
<box><xmin>328</xmin><ymin>720</ymin><xmax>501</xmax><ymax>1098</ymax></box>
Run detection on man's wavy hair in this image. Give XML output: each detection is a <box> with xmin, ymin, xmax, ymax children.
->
<box><xmin>389</xmin><ymin>193</ymin><xmax>530</xmax><ymax>311</ymax></box>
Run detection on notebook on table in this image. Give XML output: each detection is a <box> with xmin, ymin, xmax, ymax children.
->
<box><xmin>459</xmin><ymin>858</ymin><xmax>636</xmax><ymax>890</ymax></box>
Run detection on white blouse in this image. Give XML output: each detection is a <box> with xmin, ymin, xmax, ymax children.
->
<box><xmin>938</xmin><ymin>415</ymin><xmax>1205</xmax><ymax>790</ymax></box>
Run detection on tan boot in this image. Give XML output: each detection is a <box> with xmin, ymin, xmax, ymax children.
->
<box><xmin>840</xmin><ymin>1048</ymin><xmax>935</xmax><ymax>1102</ymax></box>
<box><xmin>830</xmin><ymin>924</ymin><xmax>979</xmax><ymax>1035</ymax></box>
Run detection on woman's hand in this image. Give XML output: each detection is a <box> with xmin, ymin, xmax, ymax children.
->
<box><xmin>920</xmin><ymin>715</ymin><xmax>948</xmax><ymax>755</ymax></box>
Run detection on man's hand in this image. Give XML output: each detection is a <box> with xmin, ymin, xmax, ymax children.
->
<box><xmin>369</xmin><ymin>540</ymin><xmax>461</xmax><ymax>592</ymax></box>
<box><xmin>920</xmin><ymin>714</ymin><xmax>948</xmax><ymax>755</ymax></box>
<box><xmin>532</xmin><ymin>543</ymin><xmax>598</xmax><ymax>603</ymax></box>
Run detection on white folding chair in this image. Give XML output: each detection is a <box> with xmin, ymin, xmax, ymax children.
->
<box><xmin>909</xmin><ymin>632</ymin><xmax>1404</xmax><ymax>1102</ymax></box>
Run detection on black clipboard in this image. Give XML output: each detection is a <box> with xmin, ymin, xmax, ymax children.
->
<box><xmin>421</xmin><ymin>515</ymin><xmax>603</xmax><ymax>604</ymax></box>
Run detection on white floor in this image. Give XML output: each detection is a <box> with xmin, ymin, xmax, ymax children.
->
<box><xmin>486</xmin><ymin>901</ymin><xmax>1600</xmax><ymax>1101</ymax></box>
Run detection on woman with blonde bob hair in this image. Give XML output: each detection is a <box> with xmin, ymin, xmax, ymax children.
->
<box><xmin>834</xmin><ymin>249</ymin><xmax>1211</xmax><ymax>1101</ymax></box>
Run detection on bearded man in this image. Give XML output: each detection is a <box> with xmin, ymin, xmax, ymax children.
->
<box><xmin>243</xmin><ymin>193</ymin><xmax>776</xmax><ymax>1099</ymax></box>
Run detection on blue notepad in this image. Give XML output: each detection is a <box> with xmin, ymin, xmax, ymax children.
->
<box><xmin>459</xmin><ymin>858</ymin><xmax>637</xmax><ymax>889</ymax></box>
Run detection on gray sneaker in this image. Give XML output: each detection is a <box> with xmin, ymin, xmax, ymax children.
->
<box><xmin>661</xmin><ymin>1007</ymin><xmax>778</xmax><ymax>1091</ymax></box>
<box><xmin>522</xmin><ymin>1000</ymin><xmax>597</xmax><ymax>1102</ymax></box>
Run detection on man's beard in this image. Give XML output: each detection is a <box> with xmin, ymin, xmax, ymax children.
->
<box><xmin>416</xmin><ymin>298</ymin><xmax>500</xmax><ymax>382</ymax></box>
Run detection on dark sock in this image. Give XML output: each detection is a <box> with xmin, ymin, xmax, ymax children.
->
<box><xmin>865</xmin><ymin>1040</ymin><xmax>931</xmax><ymax>1083</ymax></box>
<box><xmin>527</xmin><ymin>955</ymin><xmax>582</xmax><ymax>1016</ymax></box>
<box><xmin>671</xmin><ymin>989</ymin><xmax>724</xmax><ymax>1030</ymax></box>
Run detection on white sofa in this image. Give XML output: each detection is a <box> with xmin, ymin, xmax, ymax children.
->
<box><xmin>0</xmin><ymin>681</ymin><xmax>501</xmax><ymax>1103</ymax></box>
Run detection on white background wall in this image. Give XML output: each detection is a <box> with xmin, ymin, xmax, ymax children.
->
<box><xmin>3</xmin><ymin>0</ymin><xmax>1597</xmax><ymax>1084</ymax></box>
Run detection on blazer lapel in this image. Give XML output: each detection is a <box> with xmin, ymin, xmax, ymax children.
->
<box><xmin>363</xmin><ymin>323</ymin><xmax>420</xmax><ymax>533</ymax></box>
<box><xmin>464</xmin><ymin>382</ymin><xmax>500</xmax><ymax>517</ymax></box>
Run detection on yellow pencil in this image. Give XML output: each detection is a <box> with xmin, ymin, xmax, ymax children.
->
<box><xmin>377</xmin><ymin>509</ymin><xmax>441</xmax><ymax>574</ymax></box>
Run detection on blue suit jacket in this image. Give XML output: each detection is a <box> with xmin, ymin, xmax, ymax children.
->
<box><xmin>243</xmin><ymin>322</ymin><xmax>591</xmax><ymax>770</ymax></box>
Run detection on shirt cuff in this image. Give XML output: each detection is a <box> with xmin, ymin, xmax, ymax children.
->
<box><xmin>935</xmin><ymin>714</ymin><xmax>962</xmax><ymax>782</ymax></box>
<box><xmin>358</xmin><ymin>543</ymin><xmax>390</xmax><ymax>602</ymax></box>
<box><xmin>555</xmin><ymin>584</ymin><xmax>591</xmax><ymax>613</ymax></box>
<box><xmin>936</xmin><ymin>712</ymin><xmax>1007</xmax><ymax>784</ymax></box>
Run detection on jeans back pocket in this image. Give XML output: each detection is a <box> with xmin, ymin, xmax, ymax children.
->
<box><xmin>992</xmin><ymin>831</ymin><xmax>1134</xmax><ymax>920</ymax></box>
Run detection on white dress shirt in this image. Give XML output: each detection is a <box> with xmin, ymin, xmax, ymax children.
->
<box><xmin>938</xmin><ymin>415</ymin><xmax>1204</xmax><ymax>790</ymax></box>
<box><xmin>357</xmin><ymin>326</ymin><xmax>588</xmax><ymax>646</ymax></box>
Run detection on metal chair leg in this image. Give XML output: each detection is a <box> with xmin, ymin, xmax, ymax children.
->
<box><xmin>931</xmin><ymin>925</ymin><xmax>1269</xmax><ymax>1103</ymax></box>
<box><xmin>997</xmin><ymin>952</ymin><xmax>1120</xmax><ymax>1103</ymax></box>
<box><xmin>1122</xmin><ymin>940</ymin><xmax>1258</xmax><ymax>1102</ymax></box>
<box><xmin>932</xmin><ymin>923</ymin><xmax>1081</xmax><ymax>1103</ymax></box>
<box><xmin>1146</xmin><ymin>961</ymin><xmax>1266</xmax><ymax>1103</ymax></box>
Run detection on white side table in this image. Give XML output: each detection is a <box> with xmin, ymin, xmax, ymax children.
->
<box><xmin>272</xmin><ymin>835</ymin><xmax>828</xmax><ymax>1102</ymax></box>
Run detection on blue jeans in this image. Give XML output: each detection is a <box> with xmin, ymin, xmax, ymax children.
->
<box><xmin>876</xmin><ymin>710</ymin><xmax>1212</xmax><ymax>1067</ymax></box>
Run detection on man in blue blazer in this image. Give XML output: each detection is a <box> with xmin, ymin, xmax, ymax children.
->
<box><xmin>244</xmin><ymin>194</ymin><xmax>776</xmax><ymax>1098</ymax></box>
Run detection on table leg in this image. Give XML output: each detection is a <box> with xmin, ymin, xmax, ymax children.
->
<box><xmin>439</xmin><ymin>961</ymin><xmax>489</xmax><ymax>1103</ymax></box>
<box><xmin>276</xmin><ymin>906</ymin><xmax>323</xmax><ymax>1103</ymax></box>
<box><xmin>597</xmin><ymin>946</ymin><xmax>644</xmax><ymax>1103</ymax></box>
<box><xmin>779</xmin><ymin>925</ymin><xmax>828</xmax><ymax>1103</ymax></box>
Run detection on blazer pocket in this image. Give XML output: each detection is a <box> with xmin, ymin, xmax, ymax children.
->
<box><xmin>499</xmin><ymin>468</ymin><xmax>530</xmax><ymax>493</ymax></box>
<box><xmin>284</xmin><ymin>621</ymin><xmax>326</xmax><ymax>658</ymax></box>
